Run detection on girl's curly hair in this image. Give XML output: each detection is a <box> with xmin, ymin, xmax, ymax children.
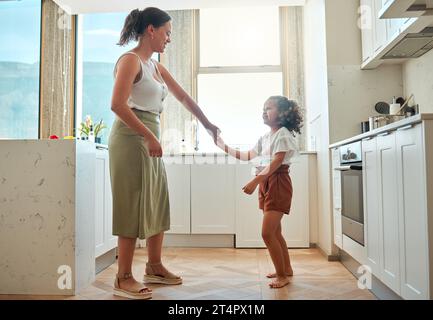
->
<box><xmin>268</xmin><ymin>96</ymin><xmax>303</xmax><ymax>135</ymax></box>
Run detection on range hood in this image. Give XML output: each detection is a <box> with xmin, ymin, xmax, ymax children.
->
<box><xmin>382</xmin><ymin>27</ymin><xmax>433</xmax><ymax>59</ymax></box>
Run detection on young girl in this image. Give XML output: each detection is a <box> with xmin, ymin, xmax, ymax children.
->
<box><xmin>216</xmin><ymin>95</ymin><xmax>303</xmax><ymax>289</ymax></box>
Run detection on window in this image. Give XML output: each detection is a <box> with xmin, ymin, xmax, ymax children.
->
<box><xmin>0</xmin><ymin>0</ymin><xmax>41</xmax><ymax>139</ymax></box>
<box><xmin>78</xmin><ymin>12</ymin><xmax>158</xmax><ymax>144</ymax></box>
<box><xmin>196</xmin><ymin>7</ymin><xmax>284</xmax><ymax>152</ymax></box>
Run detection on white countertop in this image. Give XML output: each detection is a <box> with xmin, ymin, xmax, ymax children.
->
<box><xmin>329</xmin><ymin>113</ymin><xmax>433</xmax><ymax>149</ymax></box>
<box><xmin>163</xmin><ymin>151</ymin><xmax>317</xmax><ymax>157</ymax></box>
<box><xmin>93</xmin><ymin>144</ymin><xmax>316</xmax><ymax>156</ymax></box>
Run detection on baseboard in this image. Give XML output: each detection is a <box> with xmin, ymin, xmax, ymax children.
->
<box><xmin>95</xmin><ymin>248</ymin><xmax>117</xmax><ymax>274</ymax></box>
<box><xmin>340</xmin><ymin>250</ymin><xmax>402</xmax><ymax>300</ymax></box>
<box><xmin>138</xmin><ymin>234</ymin><xmax>235</xmax><ymax>248</ymax></box>
<box><xmin>316</xmin><ymin>244</ymin><xmax>340</xmax><ymax>261</ymax></box>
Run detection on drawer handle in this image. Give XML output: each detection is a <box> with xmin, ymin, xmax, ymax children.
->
<box><xmin>377</xmin><ymin>131</ymin><xmax>390</xmax><ymax>137</ymax></box>
<box><xmin>397</xmin><ymin>124</ymin><xmax>413</xmax><ymax>131</ymax></box>
<box><xmin>334</xmin><ymin>166</ymin><xmax>351</xmax><ymax>171</ymax></box>
<box><xmin>362</xmin><ymin>137</ymin><xmax>373</xmax><ymax>141</ymax></box>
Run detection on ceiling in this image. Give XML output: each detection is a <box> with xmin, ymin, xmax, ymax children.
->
<box><xmin>53</xmin><ymin>0</ymin><xmax>305</xmax><ymax>15</ymax></box>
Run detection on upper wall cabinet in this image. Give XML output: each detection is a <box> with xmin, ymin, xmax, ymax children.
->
<box><xmin>360</xmin><ymin>0</ymin><xmax>433</xmax><ymax>69</ymax></box>
<box><xmin>379</xmin><ymin>0</ymin><xmax>433</xmax><ymax>19</ymax></box>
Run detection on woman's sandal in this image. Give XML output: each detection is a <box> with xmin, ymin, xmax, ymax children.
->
<box><xmin>113</xmin><ymin>272</ymin><xmax>152</xmax><ymax>299</ymax></box>
<box><xmin>143</xmin><ymin>262</ymin><xmax>183</xmax><ymax>285</ymax></box>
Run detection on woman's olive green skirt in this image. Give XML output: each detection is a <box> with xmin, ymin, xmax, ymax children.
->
<box><xmin>108</xmin><ymin>109</ymin><xmax>170</xmax><ymax>239</ymax></box>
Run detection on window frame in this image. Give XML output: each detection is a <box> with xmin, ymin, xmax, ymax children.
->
<box><xmin>192</xmin><ymin>7</ymin><xmax>290</xmax><ymax>151</ymax></box>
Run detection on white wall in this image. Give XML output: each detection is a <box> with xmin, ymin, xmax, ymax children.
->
<box><xmin>325</xmin><ymin>0</ymin><xmax>403</xmax><ymax>144</ymax></box>
<box><xmin>304</xmin><ymin>0</ymin><xmax>332</xmax><ymax>255</ymax></box>
<box><xmin>403</xmin><ymin>49</ymin><xmax>433</xmax><ymax>113</ymax></box>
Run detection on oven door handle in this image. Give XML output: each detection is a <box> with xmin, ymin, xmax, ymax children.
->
<box><xmin>334</xmin><ymin>166</ymin><xmax>351</xmax><ymax>171</ymax></box>
<box><xmin>350</xmin><ymin>164</ymin><xmax>363</xmax><ymax>170</ymax></box>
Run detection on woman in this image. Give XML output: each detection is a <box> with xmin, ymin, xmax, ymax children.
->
<box><xmin>109</xmin><ymin>7</ymin><xmax>219</xmax><ymax>299</ymax></box>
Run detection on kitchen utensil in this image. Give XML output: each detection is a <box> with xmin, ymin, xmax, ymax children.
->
<box><xmin>375</xmin><ymin>101</ymin><xmax>390</xmax><ymax>114</ymax></box>
<box><xmin>395</xmin><ymin>94</ymin><xmax>414</xmax><ymax>115</ymax></box>
<box><xmin>361</xmin><ymin>121</ymin><xmax>370</xmax><ymax>133</ymax></box>
<box><xmin>389</xmin><ymin>96</ymin><xmax>400</xmax><ymax>115</ymax></box>
<box><xmin>369</xmin><ymin>115</ymin><xmax>406</xmax><ymax>129</ymax></box>
<box><xmin>396</xmin><ymin>97</ymin><xmax>405</xmax><ymax>106</ymax></box>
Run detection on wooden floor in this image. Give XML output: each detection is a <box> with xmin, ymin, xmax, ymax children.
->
<box><xmin>0</xmin><ymin>248</ymin><xmax>376</xmax><ymax>300</ymax></box>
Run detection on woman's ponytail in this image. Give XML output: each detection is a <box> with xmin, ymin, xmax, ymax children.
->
<box><xmin>117</xmin><ymin>7</ymin><xmax>171</xmax><ymax>46</ymax></box>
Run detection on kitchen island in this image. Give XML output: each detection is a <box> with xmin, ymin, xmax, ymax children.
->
<box><xmin>0</xmin><ymin>139</ymin><xmax>96</xmax><ymax>295</ymax></box>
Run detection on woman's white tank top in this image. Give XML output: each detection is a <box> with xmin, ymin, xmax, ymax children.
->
<box><xmin>114</xmin><ymin>52</ymin><xmax>168</xmax><ymax>114</ymax></box>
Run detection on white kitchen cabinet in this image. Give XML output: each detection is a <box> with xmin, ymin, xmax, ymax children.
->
<box><xmin>360</xmin><ymin>117</ymin><xmax>433</xmax><ymax>299</ymax></box>
<box><xmin>234</xmin><ymin>162</ymin><xmax>263</xmax><ymax>247</ymax></box>
<box><xmin>331</xmin><ymin>148</ymin><xmax>343</xmax><ymax>248</ymax></box>
<box><xmin>235</xmin><ymin>155</ymin><xmax>311</xmax><ymax>248</ymax></box>
<box><xmin>386</xmin><ymin>17</ymin><xmax>408</xmax><ymax>41</ymax></box>
<box><xmin>396</xmin><ymin>124</ymin><xmax>429</xmax><ymax>299</ymax></box>
<box><xmin>361</xmin><ymin>0</ymin><xmax>374</xmax><ymax>63</ymax></box>
<box><xmin>373</xmin><ymin>0</ymin><xmax>388</xmax><ymax>53</ymax></box>
<box><xmin>376</xmin><ymin>132</ymin><xmax>401</xmax><ymax>294</ymax></box>
<box><xmin>191</xmin><ymin>157</ymin><xmax>236</xmax><ymax>234</ymax></box>
<box><xmin>362</xmin><ymin>137</ymin><xmax>382</xmax><ymax>278</ymax></box>
<box><xmin>360</xmin><ymin>0</ymin><xmax>433</xmax><ymax>69</ymax></box>
<box><xmin>165</xmin><ymin>159</ymin><xmax>191</xmax><ymax>234</ymax></box>
<box><xmin>95</xmin><ymin>149</ymin><xmax>117</xmax><ymax>258</ymax></box>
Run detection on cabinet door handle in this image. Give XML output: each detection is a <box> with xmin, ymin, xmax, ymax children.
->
<box><xmin>397</xmin><ymin>124</ymin><xmax>413</xmax><ymax>131</ymax></box>
<box><xmin>362</xmin><ymin>137</ymin><xmax>373</xmax><ymax>141</ymax></box>
<box><xmin>377</xmin><ymin>131</ymin><xmax>390</xmax><ymax>137</ymax></box>
<box><xmin>334</xmin><ymin>166</ymin><xmax>351</xmax><ymax>171</ymax></box>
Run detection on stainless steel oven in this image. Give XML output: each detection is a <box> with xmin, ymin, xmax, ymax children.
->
<box><xmin>335</xmin><ymin>141</ymin><xmax>364</xmax><ymax>246</ymax></box>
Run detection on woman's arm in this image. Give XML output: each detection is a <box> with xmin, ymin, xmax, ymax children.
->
<box><xmin>156</xmin><ymin>62</ymin><xmax>220</xmax><ymax>141</ymax></box>
<box><xmin>242</xmin><ymin>152</ymin><xmax>286</xmax><ymax>194</ymax></box>
<box><xmin>111</xmin><ymin>55</ymin><xmax>162</xmax><ymax>157</ymax></box>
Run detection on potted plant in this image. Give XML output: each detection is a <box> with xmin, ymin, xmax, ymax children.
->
<box><xmin>94</xmin><ymin>119</ymin><xmax>107</xmax><ymax>144</ymax></box>
<box><xmin>79</xmin><ymin>115</ymin><xmax>107</xmax><ymax>144</ymax></box>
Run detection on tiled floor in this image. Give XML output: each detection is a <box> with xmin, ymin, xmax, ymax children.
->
<box><xmin>0</xmin><ymin>248</ymin><xmax>376</xmax><ymax>300</ymax></box>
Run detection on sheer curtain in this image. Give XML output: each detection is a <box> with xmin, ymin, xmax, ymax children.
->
<box><xmin>281</xmin><ymin>6</ymin><xmax>306</xmax><ymax>150</ymax></box>
<box><xmin>39</xmin><ymin>0</ymin><xmax>76</xmax><ymax>138</ymax></box>
<box><xmin>159</xmin><ymin>10</ymin><xmax>195</xmax><ymax>154</ymax></box>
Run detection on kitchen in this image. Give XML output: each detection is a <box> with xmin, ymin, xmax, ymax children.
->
<box><xmin>0</xmin><ymin>0</ymin><xmax>433</xmax><ymax>302</ymax></box>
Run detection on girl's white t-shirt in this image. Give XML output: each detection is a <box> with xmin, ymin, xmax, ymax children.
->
<box><xmin>253</xmin><ymin>127</ymin><xmax>298</xmax><ymax>167</ymax></box>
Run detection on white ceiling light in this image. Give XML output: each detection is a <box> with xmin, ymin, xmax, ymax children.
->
<box><xmin>52</xmin><ymin>0</ymin><xmax>305</xmax><ymax>15</ymax></box>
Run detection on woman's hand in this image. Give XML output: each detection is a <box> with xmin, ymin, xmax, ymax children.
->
<box><xmin>146</xmin><ymin>137</ymin><xmax>163</xmax><ymax>157</ymax></box>
<box><xmin>216</xmin><ymin>135</ymin><xmax>226</xmax><ymax>150</ymax></box>
<box><xmin>242</xmin><ymin>179</ymin><xmax>259</xmax><ymax>195</ymax></box>
<box><xmin>205</xmin><ymin>122</ymin><xmax>221</xmax><ymax>144</ymax></box>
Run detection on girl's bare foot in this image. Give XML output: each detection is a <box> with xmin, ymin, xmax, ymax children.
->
<box><xmin>266</xmin><ymin>269</ymin><xmax>293</xmax><ymax>278</ymax></box>
<box><xmin>269</xmin><ymin>276</ymin><xmax>291</xmax><ymax>289</ymax></box>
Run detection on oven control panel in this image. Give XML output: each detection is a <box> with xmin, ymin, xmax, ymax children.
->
<box><xmin>339</xmin><ymin>141</ymin><xmax>362</xmax><ymax>164</ymax></box>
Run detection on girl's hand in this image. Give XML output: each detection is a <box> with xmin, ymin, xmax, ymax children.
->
<box><xmin>255</xmin><ymin>166</ymin><xmax>266</xmax><ymax>176</ymax></box>
<box><xmin>242</xmin><ymin>179</ymin><xmax>259</xmax><ymax>195</ymax></box>
<box><xmin>146</xmin><ymin>137</ymin><xmax>163</xmax><ymax>157</ymax></box>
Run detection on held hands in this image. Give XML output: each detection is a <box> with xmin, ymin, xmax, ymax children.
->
<box><xmin>216</xmin><ymin>135</ymin><xmax>226</xmax><ymax>151</ymax></box>
<box><xmin>205</xmin><ymin>122</ymin><xmax>221</xmax><ymax>144</ymax></box>
<box><xmin>242</xmin><ymin>179</ymin><xmax>259</xmax><ymax>195</ymax></box>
